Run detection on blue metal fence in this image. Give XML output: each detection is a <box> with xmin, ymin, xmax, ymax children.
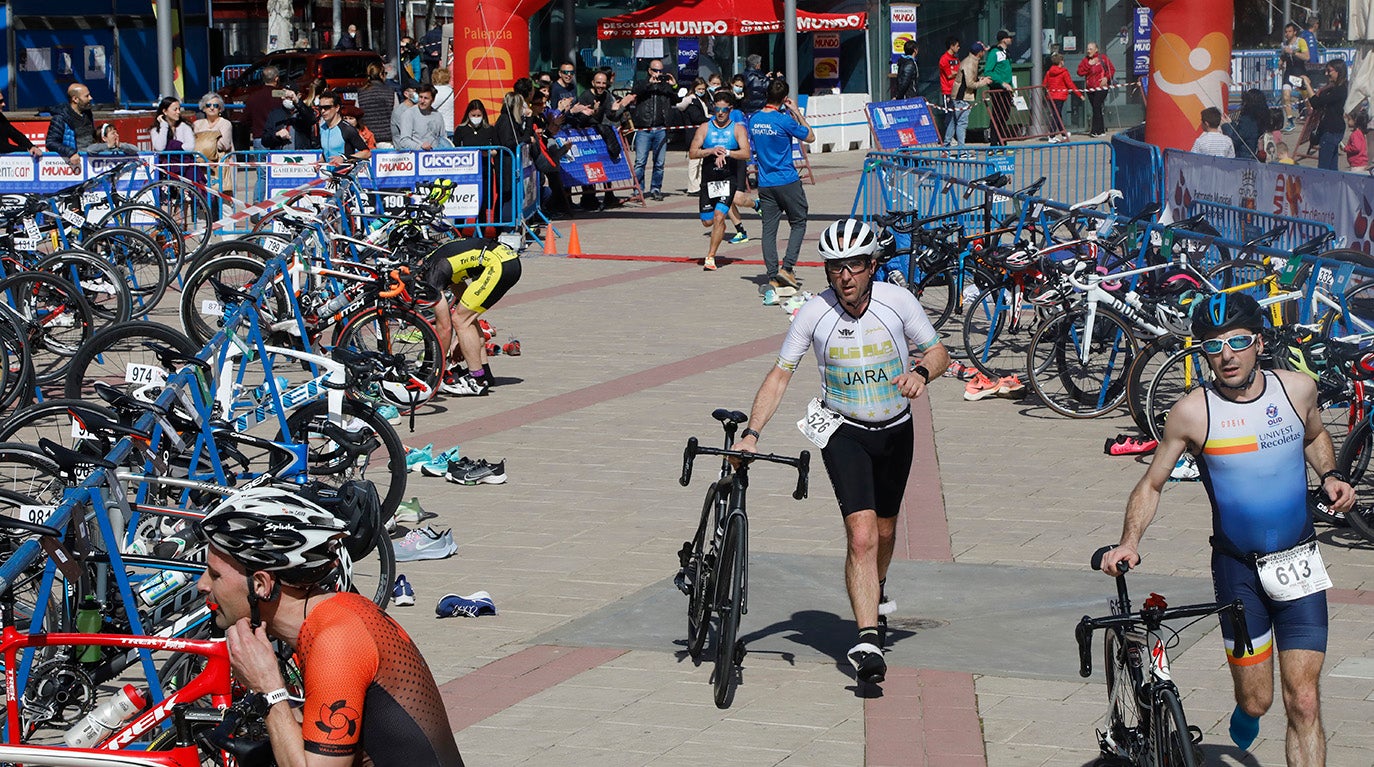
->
<box><xmin>1184</xmin><ymin>199</ymin><xmax>1335</xmax><ymax>259</ymax></box>
<box><xmin>1111</xmin><ymin>126</ymin><xmax>1162</xmax><ymax>218</ymax></box>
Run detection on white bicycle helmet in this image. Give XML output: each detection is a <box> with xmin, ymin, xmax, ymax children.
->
<box><xmin>197</xmin><ymin>486</ymin><xmax>348</xmax><ymax>585</ymax></box>
<box><xmin>818</xmin><ymin>219</ymin><xmax>880</xmax><ymax>260</ymax></box>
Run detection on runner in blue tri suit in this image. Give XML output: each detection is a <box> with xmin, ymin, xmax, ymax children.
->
<box><xmin>688</xmin><ymin>92</ymin><xmax>754</xmax><ymax>271</ymax></box>
<box><xmin>1102</xmin><ymin>293</ymin><xmax>1353</xmax><ymax>764</ymax></box>
<box><xmin>731</xmin><ymin>219</ymin><xmax>950</xmax><ymax>687</ymax></box>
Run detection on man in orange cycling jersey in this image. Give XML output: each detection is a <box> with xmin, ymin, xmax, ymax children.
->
<box><xmin>196</xmin><ymin>486</ymin><xmax>465</xmax><ymax>766</ymax></box>
<box><xmin>425</xmin><ymin>236</ymin><xmax>523</xmax><ymax>396</ymax></box>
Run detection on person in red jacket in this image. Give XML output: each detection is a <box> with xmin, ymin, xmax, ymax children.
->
<box><xmin>937</xmin><ymin>36</ymin><xmax>961</xmax><ymax>146</ymax></box>
<box><xmin>1043</xmin><ymin>53</ymin><xmax>1083</xmax><ymax>142</ymax></box>
<box><xmin>1076</xmin><ymin>42</ymin><xmax>1115</xmax><ymax>136</ymax></box>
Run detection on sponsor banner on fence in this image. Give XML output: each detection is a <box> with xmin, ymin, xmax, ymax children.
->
<box><xmin>266</xmin><ymin>152</ymin><xmax>322</xmax><ymax>194</ymax></box>
<box><xmin>555</xmin><ymin>127</ymin><xmax>633</xmax><ymax>186</ymax></box>
<box><xmin>35</xmin><ymin>154</ymin><xmax>86</xmax><ymax>191</ymax></box>
<box><xmin>867</xmin><ymin>98</ymin><xmax>942</xmax><ymax>150</ymax></box>
<box><xmin>1132</xmin><ymin>8</ymin><xmax>1153</xmax><ymax>76</ymax></box>
<box><xmin>814</xmin><ymin>33</ymin><xmax>841</xmax><ymax>92</ymax></box>
<box><xmin>1163</xmin><ymin>148</ymin><xmax>1374</xmax><ymax>255</ymax></box>
<box><xmin>371</xmin><ymin>151</ymin><xmax>417</xmax><ymax>186</ymax></box>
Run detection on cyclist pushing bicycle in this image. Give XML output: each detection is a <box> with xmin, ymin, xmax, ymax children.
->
<box><xmin>732</xmin><ymin>218</ymin><xmax>950</xmax><ymax>685</ymax></box>
<box><xmin>1100</xmin><ymin>293</ymin><xmax>1352</xmax><ymax>766</ymax></box>
<box><xmin>196</xmin><ymin>486</ymin><xmax>466</xmax><ymax>766</ymax></box>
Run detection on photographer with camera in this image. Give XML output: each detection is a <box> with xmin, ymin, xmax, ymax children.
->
<box><xmin>632</xmin><ymin>59</ymin><xmax>677</xmax><ymax>201</ymax></box>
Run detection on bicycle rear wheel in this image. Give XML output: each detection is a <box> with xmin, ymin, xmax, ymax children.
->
<box><xmin>0</xmin><ymin>272</ymin><xmax>95</xmax><ymax>386</ymax></box>
<box><xmin>64</xmin><ymin>321</ymin><xmax>199</xmax><ymax>401</ymax></box>
<box><xmin>281</xmin><ymin>399</ymin><xmax>406</xmax><ymax>524</ymax></box>
<box><xmin>962</xmin><ymin>283</ymin><xmax>1040</xmax><ymax>379</ymax></box>
<box><xmin>712</xmin><ymin>513</ymin><xmax>745</xmax><ymax>709</ymax></box>
<box><xmin>1144</xmin><ymin>346</ymin><xmax>1210</xmax><ymax>443</ymax></box>
<box><xmin>686</xmin><ymin>486</ymin><xmax>725</xmax><ymax>660</ymax></box>
<box><xmin>1154</xmin><ymin>687</ymin><xmax>1200</xmax><ymax>767</ymax></box>
<box><xmin>1336</xmin><ymin>419</ymin><xmax>1374</xmax><ymax>541</ymax></box>
<box><xmin>1126</xmin><ymin>336</ymin><xmax>1182</xmax><ymax>437</ymax></box>
<box><xmin>1026</xmin><ymin>308</ymin><xmax>1138</xmax><ymax>418</ymax></box>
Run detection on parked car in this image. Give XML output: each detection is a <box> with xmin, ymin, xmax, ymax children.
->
<box><xmin>217</xmin><ymin>49</ymin><xmax>383</xmax><ymax>104</ymax></box>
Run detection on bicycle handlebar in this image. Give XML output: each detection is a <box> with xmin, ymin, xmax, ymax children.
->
<box><xmin>679</xmin><ymin>437</ymin><xmax>810</xmax><ymax>500</ymax></box>
<box><xmin>1075</xmin><ymin>598</ymin><xmax>1249</xmax><ymax>678</ymax></box>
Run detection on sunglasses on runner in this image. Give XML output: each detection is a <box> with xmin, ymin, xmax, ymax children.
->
<box><xmin>1200</xmin><ymin>334</ymin><xmax>1259</xmax><ymax>355</ymax></box>
<box><xmin>824</xmin><ymin>256</ymin><xmax>872</xmax><ymax>276</ymax></box>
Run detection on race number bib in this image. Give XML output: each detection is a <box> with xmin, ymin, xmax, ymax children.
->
<box><xmin>1256</xmin><ymin>541</ymin><xmax>1333</xmax><ymax>601</ymax></box>
<box><xmin>796</xmin><ymin>397</ymin><xmax>843</xmax><ymax>448</ymax></box>
<box><xmin>707</xmin><ymin>180</ymin><xmax>731</xmax><ymax>199</ymax></box>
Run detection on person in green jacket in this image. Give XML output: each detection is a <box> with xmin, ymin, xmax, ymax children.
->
<box><xmin>984</xmin><ymin>28</ymin><xmax>1016</xmax><ymax>146</ymax></box>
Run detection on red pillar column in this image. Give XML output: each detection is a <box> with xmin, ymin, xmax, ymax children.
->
<box><xmin>1140</xmin><ymin>0</ymin><xmax>1234</xmax><ymax>151</ymax></box>
<box><xmin>451</xmin><ymin>0</ymin><xmax>548</xmax><ymax>117</ymax></box>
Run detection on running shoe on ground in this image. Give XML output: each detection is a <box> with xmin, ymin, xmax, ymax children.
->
<box><xmin>1104</xmin><ymin>435</ymin><xmax>1158</xmax><ymax>456</ymax></box>
<box><xmin>441</xmin><ymin>373</ymin><xmax>489</xmax><ymax>397</ymax></box>
<box><xmin>1283</xmin><ymin>117</ymin><xmax>1296</xmax><ymax>133</ymax></box>
<box><xmin>996</xmin><ymin>376</ymin><xmax>1025</xmax><ymax>395</ymax></box>
<box><xmin>392</xmin><ymin>574</ymin><xmax>416</xmax><ymax>606</ymax></box>
<box><xmin>847</xmin><ymin>642</ymin><xmax>886</xmax><ymax>684</ymax></box>
<box><xmin>1170</xmin><ymin>454</ymin><xmax>1200</xmax><ymax>481</ymax></box>
<box><xmin>503</xmin><ymin>340</ymin><xmax>521</xmax><ymax>356</ymax></box>
<box><xmin>420</xmin><ymin>448</ymin><xmax>467</xmax><ymax>477</ymax></box>
<box><xmin>436</xmin><ymin>591</ymin><xmax>497</xmax><ymax>618</ymax></box>
<box><xmin>394</xmin><ymin>497</ymin><xmax>425</xmax><ymax>526</ymax></box>
<box><xmin>405</xmin><ymin>444</ymin><xmax>434</xmax><ymax>474</ymax></box>
<box><xmin>393</xmin><ymin>527</ymin><xmax>457</xmax><ymax>562</ymax></box>
<box><xmin>963</xmin><ymin>373</ymin><xmax>1001</xmax><ymax>401</ymax></box>
<box><xmin>378</xmin><ymin>404</ymin><xmax>402</xmax><ymax>425</ymax></box>
<box><xmin>762</xmin><ymin>288</ymin><xmax>779</xmax><ymax>306</ymax></box>
<box><xmin>704</xmin><ymin>256</ymin><xmax>717</xmax><ymax>271</ymax></box>
<box><xmin>878</xmin><ymin>595</ymin><xmax>896</xmax><ymax>616</ymax></box>
<box><xmin>729</xmin><ymin>231</ymin><xmax>749</xmax><ymax>244</ymax></box>
<box><xmin>777</xmin><ymin>268</ymin><xmax>801</xmax><ymax>288</ymax></box>
<box><xmin>446</xmin><ymin>459</ymin><xmax>507</xmax><ymax>485</ymax></box>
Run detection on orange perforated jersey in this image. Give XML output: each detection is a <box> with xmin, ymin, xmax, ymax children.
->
<box><xmin>296</xmin><ymin>592</ymin><xmax>464</xmax><ymax>765</ymax></box>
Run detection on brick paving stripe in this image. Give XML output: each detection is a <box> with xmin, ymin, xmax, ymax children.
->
<box><xmin>439</xmin><ymin>645</ymin><xmax>627</xmax><ymax>731</ymax></box>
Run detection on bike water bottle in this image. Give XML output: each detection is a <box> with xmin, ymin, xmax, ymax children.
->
<box><xmin>75</xmin><ymin>595</ymin><xmax>103</xmax><ymax>663</ymax></box>
<box><xmin>317</xmin><ymin>291</ymin><xmax>352</xmax><ymax>319</ymax></box>
<box><xmin>136</xmin><ymin>571</ymin><xmax>190</xmax><ymax>607</ymax></box>
<box><xmin>64</xmin><ymin>684</ymin><xmax>146</xmax><ymax>748</ymax></box>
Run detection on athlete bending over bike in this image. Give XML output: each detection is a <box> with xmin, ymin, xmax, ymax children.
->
<box><xmin>732</xmin><ymin>218</ymin><xmax>950</xmax><ymax>685</ymax></box>
<box><xmin>1101</xmin><ymin>293</ymin><xmax>1352</xmax><ymax>766</ymax></box>
<box><xmin>196</xmin><ymin>486</ymin><xmax>466</xmax><ymax>766</ymax></box>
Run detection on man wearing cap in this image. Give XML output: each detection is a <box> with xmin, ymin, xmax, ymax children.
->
<box><xmin>983</xmin><ymin>29</ymin><xmax>1016</xmax><ymax>147</ymax></box>
<box><xmin>949</xmin><ymin>41</ymin><xmax>992</xmax><ymax>154</ymax></box>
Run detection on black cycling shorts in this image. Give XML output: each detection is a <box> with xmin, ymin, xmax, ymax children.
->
<box><xmin>820</xmin><ymin>417</ymin><xmax>913</xmax><ymax>518</ymax></box>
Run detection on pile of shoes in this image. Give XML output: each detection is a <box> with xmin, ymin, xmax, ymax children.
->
<box><xmin>405</xmin><ymin>445</ymin><xmax>508</xmax><ymax>485</ymax></box>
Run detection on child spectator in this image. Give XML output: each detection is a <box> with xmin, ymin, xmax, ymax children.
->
<box><xmin>1274</xmin><ymin>141</ymin><xmax>1296</xmax><ymax>164</ymax></box>
<box><xmin>1341</xmin><ymin>110</ymin><xmax>1369</xmax><ymax>173</ymax></box>
<box><xmin>1189</xmin><ymin>107</ymin><xmax>1235</xmax><ymax>157</ymax></box>
<box><xmin>1042</xmin><ymin>53</ymin><xmax>1082</xmax><ymax>142</ymax></box>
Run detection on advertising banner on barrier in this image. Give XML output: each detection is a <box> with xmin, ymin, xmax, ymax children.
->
<box><xmin>34</xmin><ymin>155</ymin><xmax>86</xmax><ymax>192</ymax></box>
<box><xmin>1163</xmin><ymin>148</ymin><xmax>1374</xmax><ymax>254</ymax></box>
<box><xmin>371</xmin><ymin>151</ymin><xmax>418</xmax><ymax>187</ymax></box>
<box><xmin>415</xmin><ymin>150</ymin><xmax>484</xmax><ymax>217</ymax></box>
<box><xmin>266</xmin><ymin>152</ymin><xmax>323</xmax><ymax>194</ymax></box>
<box><xmin>555</xmin><ymin>127</ymin><xmax>634</xmax><ymax>186</ymax></box>
<box><xmin>1132</xmin><ymin>8</ymin><xmax>1153</xmax><ymax>77</ymax></box>
<box><xmin>866</xmin><ymin>98</ymin><xmax>942</xmax><ymax>149</ymax></box>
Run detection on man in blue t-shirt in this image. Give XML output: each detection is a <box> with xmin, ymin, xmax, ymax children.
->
<box><xmin>748</xmin><ymin>78</ymin><xmax>814</xmax><ymax>291</ymax></box>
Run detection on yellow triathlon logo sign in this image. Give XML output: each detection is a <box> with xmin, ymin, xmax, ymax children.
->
<box><xmin>827</xmin><ymin>341</ymin><xmax>895</xmax><ymax>359</ymax></box>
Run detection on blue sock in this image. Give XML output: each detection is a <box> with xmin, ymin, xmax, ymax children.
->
<box><xmin>1229</xmin><ymin>704</ymin><xmax>1260</xmax><ymax>751</ymax></box>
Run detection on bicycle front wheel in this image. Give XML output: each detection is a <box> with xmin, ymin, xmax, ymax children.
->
<box><xmin>1154</xmin><ymin>687</ymin><xmax>1200</xmax><ymax>767</ymax></box>
<box><xmin>1026</xmin><ymin>308</ymin><xmax>1138</xmax><ymax>418</ymax></box>
<box><xmin>1101</xmin><ymin>629</ymin><xmax>1145</xmax><ymax>762</ymax></box>
<box><xmin>712</xmin><ymin>514</ymin><xmax>745</xmax><ymax>709</ymax></box>
<box><xmin>1336</xmin><ymin>419</ymin><xmax>1374</xmax><ymax>540</ymax></box>
<box><xmin>1143</xmin><ymin>346</ymin><xmax>1210</xmax><ymax>443</ymax></box>
<box><xmin>962</xmin><ymin>283</ymin><xmax>1039</xmax><ymax>379</ymax></box>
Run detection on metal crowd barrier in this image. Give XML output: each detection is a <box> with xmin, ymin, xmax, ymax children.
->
<box><xmin>851</xmin><ymin>151</ymin><xmax>995</xmax><ymax>231</ymax></box>
<box><xmin>892</xmin><ymin>142</ymin><xmax>1113</xmax><ymax>213</ymax></box>
<box><xmin>1111</xmin><ymin>127</ymin><xmax>1163</xmax><ymax>218</ymax></box>
<box><xmin>1185</xmin><ymin>199</ymin><xmax>1335</xmax><ymax>259</ymax></box>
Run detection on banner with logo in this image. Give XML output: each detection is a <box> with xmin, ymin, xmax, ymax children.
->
<box><xmin>866</xmin><ymin>98</ymin><xmax>942</xmax><ymax>150</ymax></box>
<box><xmin>266</xmin><ymin>152</ymin><xmax>324</xmax><ymax>195</ymax></box>
<box><xmin>1131</xmin><ymin>8</ymin><xmax>1152</xmax><ymax>77</ymax></box>
<box><xmin>1162</xmin><ymin>149</ymin><xmax>1374</xmax><ymax>256</ymax></box>
<box><xmin>677</xmin><ymin>38</ymin><xmax>699</xmax><ymax>82</ymax></box>
<box><xmin>554</xmin><ymin>127</ymin><xmax>634</xmax><ymax>187</ymax></box>
<box><xmin>814</xmin><ymin>33</ymin><xmax>841</xmax><ymax>92</ymax></box>
<box><xmin>889</xmin><ymin>4</ymin><xmax>918</xmax><ymax>69</ymax></box>
<box><xmin>370</xmin><ymin>151</ymin><xmax>418</xmax><ymax>188</ymax></box>
<box><xmin>414</xmin><ymin>150</ymin><xmax>484</xmax><ymax>217</ymax></box>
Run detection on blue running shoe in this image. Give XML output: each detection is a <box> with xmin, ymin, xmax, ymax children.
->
<box><xmin>378</xmin><ymin>404</ymin><xmax>402</xmax><ymax>425</ymax></box>
<box><xmin>420</xmin><ymin>446</ymin><xmax>464</xmax><ymax>477</ymax></box>
<box><xmin>436</xmin><ymin>591</ymin><xmax>496</xmax><ymax>618</ymax></box>
<box><xmin>405</xmin><ymin>444</ymin><xmax>434</xmax><ymax>474</ymax></box>
<box><xmin>1229</xmin><ymin>704</ymin><xmax>1259</xmax><ymax>750</ymax></box>
<box><xmin>392</xmin><ymin>574</ymin><xmax>416</xmax><ymax>606</ymax></box>
<box><xmin>729</xmin><ymin>231</ymin><xmax>749</xmax><ymax>244</ymax></box>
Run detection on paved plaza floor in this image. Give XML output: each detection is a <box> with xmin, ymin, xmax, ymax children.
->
<box><xmin>371</xmin><ymin>147</ymin><xmax>1374</xmax><ymax>766</ymax></box>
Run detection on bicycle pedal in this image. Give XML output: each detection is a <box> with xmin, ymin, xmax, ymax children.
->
<box><xmin>734</xmin><ymin>640</ymin><xmax>746</xmax><ymax>662</ymax></box>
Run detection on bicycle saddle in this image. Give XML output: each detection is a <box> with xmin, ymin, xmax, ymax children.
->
<box><xmin>711</xmin><ymin>408</ymin><xmax>748</xmax><ymax>425</ymax></box>
<box><xmin>1240</xmin><ymin>224</ymin><xmax>1289</xmax><ymax>251</ymax></box>
<box><xmin>93</xmin><ymin>381</ymin><xmax>169</xmax><ymax>418</ymax></box>
<box><xmin>70</xmin><ymin>405</ymin><xmax>155</xmax><ymax>444</ymax></box>
<box><xmin>142</xmin><ymin>341</ymin><xmax>212</xmax><ymax>377</ymax></box>
<box><xmin>1069</xmin><ymin>189</ymin><xmax>1123</xmax><ymax>212</ymax></box>
<box><xmin>1292</xmin><ymin>230</ymin><xmax>1336</xmax><ymax>258</ymax></box>
<box><xmin>38</xmin><ymin>438</ymin><xmax>115</xmax><ymax>479</ymax></box>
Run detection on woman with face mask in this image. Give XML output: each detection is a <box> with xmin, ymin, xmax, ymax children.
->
<box><xmin>731</xmin><ymin>75</ymin><xmax>746</xmax><ymax>98</ymax></box>
<box><xmin>453</xmin><ymin>99</ymin><xmax>495</xmax><ymax>147</ymax></box>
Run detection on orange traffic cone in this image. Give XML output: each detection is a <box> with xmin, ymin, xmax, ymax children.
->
<box><xmin>567</xmin><ymin>224</ymin><xmax>582</xmax><ymax>256</ymax></box>
<box><xmin>544</xmin><ymin>227</ymin><xmax>558</xmax><ymax>255</ymax></box>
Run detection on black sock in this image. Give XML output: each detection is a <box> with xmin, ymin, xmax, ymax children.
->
<box><xmin>857</xmin><ymin>627</ymin><xmax>880</xmax><ymax>647</ymax></box>
<box><xmin>735</xmin><ymin>223</ymin><xmax>746</xmax><ymax>234</ymax></box>
<box><xmin>879</xmin><ymin>578</ymin><xmax>887</xmax><ymax>604</ymax></box>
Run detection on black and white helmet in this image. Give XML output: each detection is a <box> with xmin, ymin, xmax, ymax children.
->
<box><xmin>818</xmin><ymin>219</ymin><xmax>880</xmax><ymax>260</ymax></box>
<box><xmin>197</xmin><ymin>486</ymin><xmax>348</xmax><ymax>585</ymax></box>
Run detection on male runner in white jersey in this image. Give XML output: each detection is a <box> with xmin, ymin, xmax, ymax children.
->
<box><xmin>1101</xmin><ymin>293</ymin><xmax>1352</xmax><ymax>766</ymax></box>
<box><xmin>732</xmin><ymin>218</ymin><xmax>950</xmax><ymax>685</ymax></box>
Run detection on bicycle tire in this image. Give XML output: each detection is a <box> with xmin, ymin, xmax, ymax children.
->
<box><xmin>0</xmin><ymin>399</ymin><xmax>119</xmax><ymax>453</ymax></box>
<box><xmin>686</xmin><ymin>485</ymin><xmax>723</xmax><ymax>660</ymax></box>
<box><xmin>332</xmin><ymin>306</ymin><xmax>443</xmax><ymax>410</ymax></box>
<box><xmin>1100</xmin><ymin>629</ymin><xmax>1146</xmax><ymax>761</ymax></box>
<box><xmin>0</xmin><ymin>442</ymin><xmax>66</xmax><ymax>504</ymax></box>
<box><xmin>63</xmin><ymin>321</ymin><xmax>199</xmax><ymax>401</ymax></box>
<box><xmin>179</xmin><ymin>254</ymin><xmax>267</xmax><ymax>346</ymax></box>
<box><xmin>0</xmin><ymin>487</ymin><xmax>64</xmax><ymax>635</ymax></box>
<box><xmin>0</xmin><ymin>316</ymin><xmax>33</xmax><ymax>415</ymax></box>
<box><xmin>1336</xmin><ymin>419</ymin><xmax>1374</xmax><ymax>541</ymax></box>
<box><xmin>180</xmin><ymin>239</ymin><xmax>278</xmax><ymax>285</ymax></box>
<box><xmin>1125</xmin><ymin>335</ymin><xmax>1182</xmax><ymax>437</ymax></box>
<box><xmin>712</xmin><ymin>513</ymin><xmax>745</xmax><ymax>709</ymax></box>
<box><xmin>1026</xmin><ymin>307</ymin><xmax>1138</xmax><ymax>418</ymax></box>
<box><xmin>346</xmin><ymin>523</ymin><xmax>395</xmax><ymax>610</ymax></box>
<box><xmin>281</xmin><ymin>399</ymin><xmax>406</xmax><ymax>526</ymax></box>
<box><xmin>1143</xmin><ymin>346</ymin><xmax>1209</xmax><ymax>443</ymax></box>
<box><xmin>1321</xmin><ymin>278</ymin><xmax>1374</xmax><ymax>341</ymax></box>
<box><xmin>1154</xmin><ymin>686</ymin><xmax>1200</xmax><ymax>767</ymax></box>
<box><xmin>83</xmin><ymin>227</ymin><xmax>170</xmax><ymax>319</ymax></box>
<box><xmin>911</xmin><ymin>263</ymin><xmax>996</xmax><ymax>332</ymax></box>
<box><xmin>132</xmin><ymin>179</ymin><xmax>212</xmax><ymax>264</ymax></box>
<box><xmin>0</xmin><ymin>271</ymin><xmax>95</xmax><ymax>386</ymax></box>
<box><xmin>35</xmin><ymin>250</ymin><xmax>133</xmax><ymax>331</ymax></box>
<box><xmin>962</xmin><ymin>283</ymin><xmax>1040</xmax><ymax>379</ymax></box>
<box><xmin>96</xmin><ymin>203</ymin><xmax>186</xmax><ymax>273</ymax></box>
